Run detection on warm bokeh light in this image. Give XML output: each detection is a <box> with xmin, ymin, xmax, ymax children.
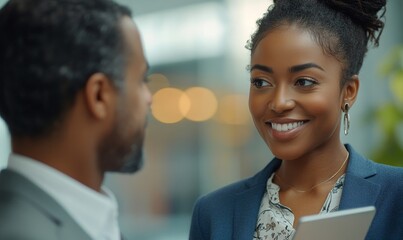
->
<box><xmin>152</xmin><ymin>88</ymin><xmax>189</xmax><ymax>124</ymax></box>
<box><xmin>182</xmin><ymin>87</ymin><xmax>218</xmax><ymax>122</ymax></box>
<box><xmin>147</xmin><ymin>73</ymin><xmax>170</xmax><ymax>94</ymax></box>
<box><xmin>216</xmin><ymin>94</ymin><xmax>250</xmax><ymax>125</ymax></box>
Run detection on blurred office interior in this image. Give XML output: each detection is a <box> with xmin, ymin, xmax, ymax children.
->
<box><xmin>0</xmin><ymin>0</ymin><xmax>402</xmax><ymax>239</ymax></box>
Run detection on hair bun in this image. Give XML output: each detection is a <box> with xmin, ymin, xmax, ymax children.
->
<box><xmin>323</xmin><ymin>0</ymin><xmax>386</xmax><ymax>46</ymax></box>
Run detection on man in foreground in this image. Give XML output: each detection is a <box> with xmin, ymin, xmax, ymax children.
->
<box><xmin>0</xmin><ymin>0</ymin><xmax>151</xmax><ymax>239</ymax></box>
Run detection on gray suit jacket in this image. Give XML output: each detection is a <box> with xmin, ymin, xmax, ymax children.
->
<box><xmin>0</xmin><ymin>169</ymin><xmax>92</xmax><ymax>240</ymax></box>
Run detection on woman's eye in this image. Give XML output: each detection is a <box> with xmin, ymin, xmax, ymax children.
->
<box><xmin>251</xmin><ymin>78</ymin><xmax>271</xmax><ymax>88</ymax></box>
<box><xmin>295</xmin><ymin>78</ymin><xmax>317</xmax><ymax>87</ymax></box>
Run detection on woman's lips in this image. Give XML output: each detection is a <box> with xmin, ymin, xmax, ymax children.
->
<box><xmin>270</xmin><ymin>121</ymin><xmax>305</xmax><ymax>132</ymax></box>
<box><xmin>264</xmin><ymin>120</ymin><xmax>309</xmax><ymax>141</ymax></box>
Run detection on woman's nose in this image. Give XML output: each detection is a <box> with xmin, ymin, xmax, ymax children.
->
<box><xmin>269</xmin><ymin>87</ymin><xmax>295</xmax><ymax>113</ymax></box>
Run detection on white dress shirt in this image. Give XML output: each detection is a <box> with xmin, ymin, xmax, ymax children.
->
<box><xmin>7</xmin><ymin>154</ymin><xmax>121</xmax><ymax>240</ymax></box>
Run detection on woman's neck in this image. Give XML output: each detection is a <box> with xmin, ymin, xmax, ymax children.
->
<box><xmin>275</xmin><ymin>143</ymin><xmax>349</xmax><ymax>192</ymax></box>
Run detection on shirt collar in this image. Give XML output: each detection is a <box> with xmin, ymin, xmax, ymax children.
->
<box><xmin>8</xmin><ymin>153</ymin><xmax>120</xmax><ymax>240</ymax></box>
<box><xmin>266</xmin><ymin>173</ymin><xmax>281</xmax><ymax>204</ymax></box>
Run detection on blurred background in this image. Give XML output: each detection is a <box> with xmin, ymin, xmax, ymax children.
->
<box><xmin>0</xmin><ymin>0</ymin><xmax>402</xmax><ymax>239</ymax></box>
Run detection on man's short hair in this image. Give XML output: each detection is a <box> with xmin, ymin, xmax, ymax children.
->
<box><xmin>0</xmin><ymin>0</ymin><xmax>132</xmax><ymax>137</ymax></box>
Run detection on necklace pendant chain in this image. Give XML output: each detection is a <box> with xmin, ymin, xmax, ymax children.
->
<box><xmin>275</xmin><ymin>152</ymin><xmax>350</xmax><ymax>193</ymax></box>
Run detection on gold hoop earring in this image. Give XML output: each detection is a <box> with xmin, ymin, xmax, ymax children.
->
<box><xmin>343</xmin><ymin>103</ymin><xmax>350</xmax><ymax>136</ymax></box>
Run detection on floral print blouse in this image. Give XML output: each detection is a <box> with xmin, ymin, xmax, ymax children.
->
<box><xmin>253</xmin><ymin>173</ymin><xmax>345</xmax><ymax>240</ymax></box>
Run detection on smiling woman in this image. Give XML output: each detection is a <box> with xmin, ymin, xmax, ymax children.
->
<box><xmin>189</xmin><ymin>0</ymin><xmax>403</xmax><ymax>240</ymax></box>
<box><xmin>249</xmin><ymin>25</ymin><xmax>348</xmax><ymax>162</ymax></box>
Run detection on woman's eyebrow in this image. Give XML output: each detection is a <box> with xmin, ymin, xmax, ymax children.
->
<box><xmin>289</xmin><ymin>63</ymin><xmax>324</xmax><ymax>73</ymax></box>
<box><xmin>250</xmin><ymin>63</ymin><xmax>324</xmax><ymax>73</ymax></box>
<box><xmin>249</xmin><ymin>64</ymin><xmax>273</xmax><ymax>73</ymax></box>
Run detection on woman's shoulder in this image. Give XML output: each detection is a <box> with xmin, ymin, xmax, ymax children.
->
<box><xmin>347</xmin><ymin>144</ymin><xmax>403</xmax><ymax>183</ymax></box>
<box><xmin>371</xmin><ymin>160</ymin><xmax>403</xmax><ymax>181</ymax></box>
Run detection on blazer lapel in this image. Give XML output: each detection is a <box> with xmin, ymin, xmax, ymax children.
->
<box><xmin>233</xmin><ymin>159</ymin><xmax>281</xmax><ymax>240</ymax></box>
<box><xmin>233</xmin><ymin>184</ymin><xmax>265</xmax><ymax>239</ymax></box>
<box><xmin>339</xmin><ymin>145</ymin><xmax>380</xmax><ymax>209</ymax></box>
<box><xmin>0</xmin><ymin>170</ymin><xmax>92</xmax><ymax>240</ymax></box>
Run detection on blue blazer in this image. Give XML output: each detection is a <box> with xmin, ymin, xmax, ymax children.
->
<box><xmin>189</xmin><ymin>145</ymin><xmax>403</xmax><ymax>240</ymax></box>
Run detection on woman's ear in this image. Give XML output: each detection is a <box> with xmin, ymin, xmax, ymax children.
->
<box><xmin>83</xmin><ymin>73</ymin><xmax>117</xmax><ymax>120</ymax></box>
<box><xmin>342</xmin><ymin>75</ymin><xmax>360</xmax><ymax>109</ymax></box>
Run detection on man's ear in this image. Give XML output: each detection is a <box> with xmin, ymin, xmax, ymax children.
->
<box><xmin>342</xmin><ymin>75</ymin><xmax>360</xmax><ymax>108</ymax></box>
<box><xmin>83</xmin><ymin>73</ymin><xmax>117</xmax><ymax>120</ymax></box>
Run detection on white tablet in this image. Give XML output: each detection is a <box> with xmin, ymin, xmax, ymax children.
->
<box><xmin>293</xmin><ymin>206</ymin><xmax>376</xmax><ymax>240</ymax></box>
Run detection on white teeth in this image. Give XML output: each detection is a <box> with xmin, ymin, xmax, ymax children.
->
<box><xmin>271</xmin><ymin>121</ymin><xmax>304</xmax><ymax>132</ymax></box>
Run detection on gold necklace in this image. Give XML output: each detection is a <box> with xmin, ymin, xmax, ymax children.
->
<box><xmin>275</xmin><ymin>152</ymin><xmax>349</xmax><ymax>193</ymax></box>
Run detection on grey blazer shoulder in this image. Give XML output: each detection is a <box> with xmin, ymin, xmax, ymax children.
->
<box><xmin>0</xmin><ymin>169</ymin><xmax>92</xmax><ymax>240</ymax></box>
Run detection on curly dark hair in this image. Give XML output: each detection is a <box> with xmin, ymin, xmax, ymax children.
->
<box><xmin>0</xmin><ymin>0</ymin><xmax>132</xmax><ymax>137</ymax></box>
<box><xmin>246</xmin><ymin>0</ymin><xmax>386</xmax><ymax>86</ymax></box>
